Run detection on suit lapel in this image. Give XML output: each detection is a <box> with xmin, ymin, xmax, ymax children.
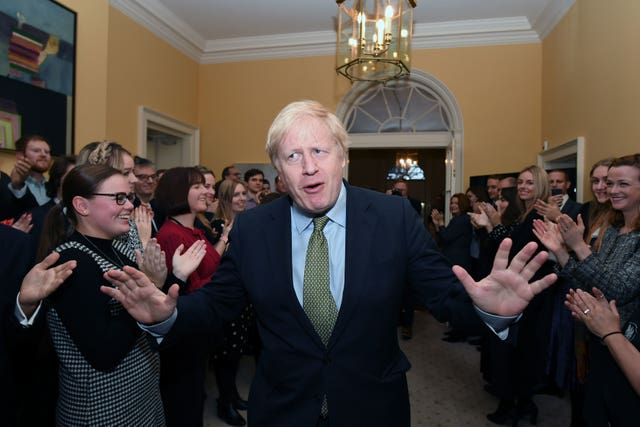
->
<box><xmin>263</xmin><ymin>197</ymin><xmax>326</xmax><ymax>347</ymax></box>
<box><xmin>328</xmin><ymin>185</ymin><xmax>376</xmax><ymax>348</ymax></box>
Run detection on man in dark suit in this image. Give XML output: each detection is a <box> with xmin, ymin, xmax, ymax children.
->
<box><xmin>103</xmin><ymin>101</ymin><xmax>556</xmax><ymax>427</ymax></box>
<box><xmin>534</xmin><ymin>169</ymin><xmax>582</xmax><ymax>221</ymax></box>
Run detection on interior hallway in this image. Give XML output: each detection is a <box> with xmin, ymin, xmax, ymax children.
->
<box><xmin>204</xmin><ymin>310</ymin><xmax>571</xmax><ymax>426</ymax></box>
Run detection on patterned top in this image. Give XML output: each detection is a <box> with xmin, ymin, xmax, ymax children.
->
<box><xmin>563</xmin><ymin>227</ymin><xmax>640</xmax><ymax>324</ymax></box>
<box><xmin>47</xmin><ymin>232</ymin><xmax>164</xmax><ymax>426</ymax></box>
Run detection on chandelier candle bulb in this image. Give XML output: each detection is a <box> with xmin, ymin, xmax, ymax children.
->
<box><xmin>336</xmin><ymin>0</ymin><xmax>416</xmax><ymax>83</ymax></box>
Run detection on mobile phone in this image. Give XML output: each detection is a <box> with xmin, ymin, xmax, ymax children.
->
<box><xmin>551</xmin><ymin>188</ymin><xmax>562</xmax><ymax>196</ymax></box>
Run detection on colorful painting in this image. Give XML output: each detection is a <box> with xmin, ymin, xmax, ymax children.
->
<box><xmin>0</xmin><ymin>0</ymin><xmax>75</xmax><ymax>154</ymax></box>
<box><xmin>0</xmin><ymin>0</ymin><xmax>75</xmax><ymax>96</ymax></box>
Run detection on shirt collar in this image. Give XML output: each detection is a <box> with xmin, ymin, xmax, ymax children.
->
<box><xmin>25</xmin><ymin>175</ymin><xmax>46</xmax><ymax>186</ymax></box>
<box><xmin>292</xmin><ymin>182</ymin><xmax>347</xmax><ymax>235</ymax></box>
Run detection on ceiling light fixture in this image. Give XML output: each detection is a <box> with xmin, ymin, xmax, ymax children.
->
<box><xmin>336</xmin><ymin>0</ymin><xmax>416</xmax><ymax>83</ymax></box>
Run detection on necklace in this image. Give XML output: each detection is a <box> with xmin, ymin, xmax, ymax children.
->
<box><xmin>79</xmin><ymin>232</ymin><xmax>126</xmax><ymax>268</ymax></box>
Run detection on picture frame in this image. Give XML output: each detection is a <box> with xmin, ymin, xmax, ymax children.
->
<box><xmin>0</xmin><ymin>0</ymin><xmax>76</xmax><ymax>155</ymax></box>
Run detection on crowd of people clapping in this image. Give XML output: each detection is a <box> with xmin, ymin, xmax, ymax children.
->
<box><xmin>2</xmin><ymin>123</ymin><xmax>639</xmax><ymax>427</ymax></box>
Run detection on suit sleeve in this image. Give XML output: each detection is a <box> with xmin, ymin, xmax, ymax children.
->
<box><xmin>166</xmin><ymin>218</ymin><xmax>249</xmax><ymax>348</ymax></box>
<box><xmin>403</xmin><ymin>199</ymin><xmax>457</xmax><ymax>322</ymax></box>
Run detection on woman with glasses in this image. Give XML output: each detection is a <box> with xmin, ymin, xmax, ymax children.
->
<box><xmin>18</xmin><ymin>164</ymin><xmax>206</xmax><ymax>426</ymax></box>
<box><xmin>78</xmin><ymin>141</ymin><xmax>153</xmax><ymax>252</ymax></box>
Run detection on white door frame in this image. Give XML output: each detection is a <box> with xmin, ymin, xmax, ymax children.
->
<box><xmin>537</xmin><ymin>137</ymin><xmax>584</xmax><ymax>202</ymax></box>
<box><xmin>137</xmin><ymin>106</ymin><xmax>200</xmax><ymax>166</ymax></box>
<box><xmin>337</xmin><ymin>70</ymin><xmax>464</xmax><ymax>218</ymax></box>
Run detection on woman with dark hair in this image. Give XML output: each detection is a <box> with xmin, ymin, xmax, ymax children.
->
<box><xmin>154</xmin><ymin>166</ymin><xmax>222</xmax><ymax>426</ymax></box>
<box><xmin>17</xmin><ymin>164</ymin><xmax>194</xmax><ymax>425</ymax></box>
<box><xmin>466</xmin><ymin>185</ymin><xmax>490</xmax><ymax>212</ymax></box>
<box><xmin>431</xmin><ymin>193</ymin><xmax>473</xmax><ymax>271</ymax></box>
<box><xmin>534</xmin><ymin>154</ymin><xmax>640</xmax><ymax>426</ymax></box>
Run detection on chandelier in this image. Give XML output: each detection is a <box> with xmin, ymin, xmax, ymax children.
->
<box><xmin>336</xmin><ymin>0</ymin><xmax>416</xmax><ymax>83</ymax></box>
<box><xmin>387</xmin><ymin>155</ymin><xmax>425</xmax><ymax>180</ymax></box>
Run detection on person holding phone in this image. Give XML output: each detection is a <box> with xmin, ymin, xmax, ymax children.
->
<box><xmin>534</xmin><ymin>169</ymin><xmax>582</xmax><ymax>222</ymax></box>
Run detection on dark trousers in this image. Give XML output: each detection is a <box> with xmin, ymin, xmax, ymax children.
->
<box><xmin>212</xmin><ymin>356</ymin><xmax>241</xmax><ymax>405</ymax></box>
<box><xmin>160</xmin><ymin>346</ymin><xmax>207</xmax><ymax>427</ymax></box>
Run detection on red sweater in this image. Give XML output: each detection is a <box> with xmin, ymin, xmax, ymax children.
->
<box><xmin>156</xmin><ymin>219</ymin><xmax>220</xmax><ymax>293</ymax></box>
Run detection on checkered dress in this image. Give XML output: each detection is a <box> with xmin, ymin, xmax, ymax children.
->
<box><xmin>47</xmin><ymin>237</ymin><xmax>165</xmax><ymax>426</ymax></box>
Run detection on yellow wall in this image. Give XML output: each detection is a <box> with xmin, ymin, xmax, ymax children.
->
<box><xmin>105</xmin><ymin>8</ymin><xmax>200</xmax><ymax>155</ymax></box>
<box><xmin>198</xmin><ymin>56</ymin><xmax>350</xmax><ymax>174</ymax></box>
<box><xmin>542</xmin><ymin>0</ymin><xmax>640</xmax><ymax>176</ymax></box>
<box><xmin>0</xmin><ymin>0</ymin><xmax>110</xmax><ymax>171</ymax></box>
<box><xmin>414</xmin><ymin>44</ymin><xmax>542</xmax><ymax>181</ymax></box>
<box><xmin>198</xmin><ymin>44</ymin><xmax>542</xmax><ymax>185</ymax></box>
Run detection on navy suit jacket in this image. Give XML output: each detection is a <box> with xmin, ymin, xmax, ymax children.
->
<box><xmin>561</xmin><ymin>198</ymin><xmax>582</xmax><ymax>221</ymax></box>
<box><xmin>170</xmin><ymin>183</ymin><xmax>458</xmax><ymax>426</ymax></box>
<box><xmin>0</xmin><ymin>172</ymin><xmax>38</xmax><ymax>221</ymax></box>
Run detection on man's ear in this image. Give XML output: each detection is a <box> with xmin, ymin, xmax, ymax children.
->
<box><xmin>72</xmin><ymin>196</ymin><xmax>90</xmax><ymax>217</ymax></box>
<box><xmin>16</xmin><ymin>151</ymin><xmax>25</xmax><ymax>161</ymax></box>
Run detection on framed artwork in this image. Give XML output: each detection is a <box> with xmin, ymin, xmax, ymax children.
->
<box><xmin>0</xmin><ymin>0</ymin><xmax>76</xmax><ymax>155</ymax></box>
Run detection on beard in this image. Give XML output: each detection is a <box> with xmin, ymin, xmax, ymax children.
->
<box><xmin>31</xmin><ymin>161</ymin><xmax>51</xmax><ymax>173</ymax></box>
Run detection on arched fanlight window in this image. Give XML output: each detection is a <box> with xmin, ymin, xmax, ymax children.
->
<box><xmin>343</xmin><ymin>78</ymin><xmax>452</xmax><ymax>134</ymax></box>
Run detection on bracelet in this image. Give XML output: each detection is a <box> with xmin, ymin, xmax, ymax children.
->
<box><xmin>219</xmin><ymin>235</ymin><xmax>229</xmax><ymax>245</ymax></box>
<box><xmin>600</xmin><ymin>331</ymin><xmax>623</xmax><ymax>343</ymax></box>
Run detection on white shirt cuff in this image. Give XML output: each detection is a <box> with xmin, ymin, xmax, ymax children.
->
<box><xmin>14</xmin><ymin>292</ymin><xmax>43</xmax><ymax>326</ymax></box>
<box><xmin>138</xmin><ymin>308</ymin><xmax>178</xmax><ymax>344</ymax></box>
<box><xmin>473</xmin><ymin>305</ymin><xmax>522</xmax><ymax>340</ymax></box>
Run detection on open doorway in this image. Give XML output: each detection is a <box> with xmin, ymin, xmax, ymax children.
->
<box><xmin>348</xmin><ymin>148</ymin><xmax>447</xmax><ymax>220</ymax></box>
<box><xmin>137</xmin><ymin>106</ymin><xmax>200</xmax><ymax>168</ymax></box>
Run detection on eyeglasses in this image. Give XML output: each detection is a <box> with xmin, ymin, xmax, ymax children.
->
<box><xmin>135</xmin><ymin>173</ymin><xmax>157</xmax><ymax>181</ymax></box>
<box><xmin>92</xmin><ymin>192</ymin><xmax>136</xmax><ymax>205</ymax></box>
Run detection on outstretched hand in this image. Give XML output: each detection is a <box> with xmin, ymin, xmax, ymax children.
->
<box><xmin>102</xmin><ymin>266</ymin><xmax>179</xmax><ymax>325</ymax></box>
<box><xmin>453</xmin><ymin>238</ymin><xmax>557</xmax><ymax>316</ymax></box>
<box><xmin>18</xmin><ymin>252</ymin><xmax>77</xmax><ymax>317</ymax></box>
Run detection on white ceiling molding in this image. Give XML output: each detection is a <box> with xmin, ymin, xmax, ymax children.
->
<box><xmin>110</xmin><ymin>0</ymin><xmax>205</xmax><ymax>61</ymax></box>
<box><xmin>532</xmin><ymin>0</ymin><xmax>576</xmax><ymax>40</ymax></box>
<box><xmin>201</xmin><ymin>31</ymin><xmax>337</xmax><ymax>63</ymax></box>
<box><xmin>110</xmin><ymin>0</ymin><xmax>573</xmax><ymax>64</ymax></box>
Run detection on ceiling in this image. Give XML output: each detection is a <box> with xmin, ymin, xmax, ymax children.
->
<box><xmin>110</xmin><ymin>0</ymin><xmax>575</xmax><ymax>63</ymax></box>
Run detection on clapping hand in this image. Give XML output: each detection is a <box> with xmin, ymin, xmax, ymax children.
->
<box><xmin>136</xmin><ymin>238</ymin><xmax>167</xmax><ymax>288</ymax></box>
<box><xmin>18</xmin><ymin>252</ymin><xmax>77</xmax><ymax>317</ymax></box>
<box><xmin>133</xmin><ymin>206</ymin><xmax>153</xmax><ymax>249</ymax></box>
<box><xmin>11</xmin><ymin>212</ymin><xmax>33</xmax><ymax>233</ymax></box>
<box><xmin>479</xmin><ymin>202</ymin><xmax>501</xmax><ymax>227</ymax></box>
<box><xmin>565</xmin><ymin>288</ymin><xmax>620</xmax><ymax>338</ymax></box>
<box><xmin>469</xmin><ymin>209</ymin><xmax>491</xmax><ymax>230</ymax></box>
<box><xmin>557</xmin><ymin>214</ymin><xmax>586</xmax><ymax>250</ymax></box>
<box><xmin>534</xmin><ymin>198</ymin><xmax>562</xmax><ymax>222</ymax></box>
<box><xmin>453</xmin><ymin>238</ymin><xmax>557</xmax><ymax>316</ymax></box>
<box><xmin>172</xmin><ymin>240</ymin><xmax>207</xmax><ymax>282</ymax></box>
<box><xmin>10</xmin><ymin>158</ymin><xmax>32</xmax><ymax>189</ymax></box>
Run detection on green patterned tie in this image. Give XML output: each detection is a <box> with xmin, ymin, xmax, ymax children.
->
<box><xmin>303</xmin><ymin>216</ymin><xmax>336</xmax><ymax>417</ymax></box>
<box><xmin>303</xmin><ymin>216</ymin><xmax>338</xmax><ymax>345</ymax></box>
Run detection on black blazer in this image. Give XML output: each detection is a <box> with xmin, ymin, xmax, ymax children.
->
<box><xmin>169</xmin><ymin>183</ymin><xmax>458</xmax><ymax>427</ymax></box>
<box><xmin>0</xmin><ymin>172</ymin><xmax>39</xmax><ymax>221</ymax></box>
<box><xmin>562</xmin><ymin>198</ymin><xmax>582</xmax><ymax>221</ymax></box>
<box><xmin>0</xmin><ymin>226</ymin><xmax>35</xmax><ymax>426</ymax></box>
